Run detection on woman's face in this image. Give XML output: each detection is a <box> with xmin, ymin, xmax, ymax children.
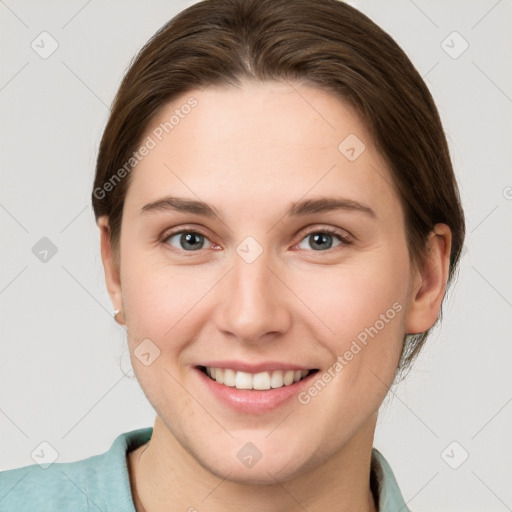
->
<box><xmin>108</xmin><ymin>81</ymin><xmax>425</xmax><ymax>483</ymax></box>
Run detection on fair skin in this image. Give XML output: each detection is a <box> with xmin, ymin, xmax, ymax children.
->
<box><xmin>99</xmin><ymin>80</ymin><xmax>451</xmax><ymax>512</ymax></box>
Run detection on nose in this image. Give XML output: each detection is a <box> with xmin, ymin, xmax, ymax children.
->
<box><xmin>215</xmin><ymin>249</ymin><xmax>292</xmax><ymax>344</ymax></box>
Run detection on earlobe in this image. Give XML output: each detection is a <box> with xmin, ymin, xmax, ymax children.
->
<box><xmin>404</xmin><ymin>224</ymin><xmax>452</xmax><ymax>335</ymax></box>
<box><xmin>98</xmin><ymin>216</ymin><xmax>124</xmax><ymax>323</ymax></box>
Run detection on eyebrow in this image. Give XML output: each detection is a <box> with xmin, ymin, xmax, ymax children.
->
<box><xmin>140</xmin><ymin>196</ymin><xmax>376</xmax><ymax>219</ymax></box>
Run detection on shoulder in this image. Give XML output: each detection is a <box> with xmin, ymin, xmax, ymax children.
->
<box><xmin>0</xmin><ymin>453</ymin><xmax>104</xmax><ymax>512</ymax></box>
<box><xmin>0</xmin><ymin>427</ymin><xmax>153</xmax><ymax>512</ymax></box>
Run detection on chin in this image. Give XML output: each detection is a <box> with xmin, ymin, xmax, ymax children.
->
<box><xmin>202</xmin><ymin>455</ymin><xmax>309</xmax><ymax>486</ymax></box>
<box><xmin>190</xmin><ymin>437</ymin><xmax>327</xmax><ymax>487</ymax></box>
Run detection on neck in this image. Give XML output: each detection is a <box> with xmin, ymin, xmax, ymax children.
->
<box><xmin>128</xmin><ymin>415</ymin><xmax>379</xmax><ymax>512</ymax></box>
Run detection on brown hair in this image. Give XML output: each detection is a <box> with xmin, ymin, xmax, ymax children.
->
<box><xmin>92</xmin><ymin>0</ymin><xmax>465</xmax><ymax>369</ymax></box>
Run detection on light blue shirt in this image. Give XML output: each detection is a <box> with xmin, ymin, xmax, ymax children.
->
<box><xmin>0</xmin><ymin>427</ymin><xmax>411</xmax><ymax>511</ymax></box>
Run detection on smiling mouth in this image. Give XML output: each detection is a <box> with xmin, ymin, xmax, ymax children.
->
<box><xmin>198</xmin><ymin>366</ymin><xmax>319</xmax><ymax>390</ymax></box>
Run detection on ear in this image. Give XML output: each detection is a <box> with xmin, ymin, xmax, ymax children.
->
<box><xmin>404</xmin><ymin>223</ymin><xmax>452</xmax><ymax>334</ymax></box>
<box><xmin>98</xmin><ymin>216</ymin><xmax>124</xmax><ymax>323</ymax></box>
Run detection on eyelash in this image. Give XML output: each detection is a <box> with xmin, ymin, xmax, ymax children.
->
<box><xmin>160</xmin><ymin>226</ymin><xmax>352</xmax><ymax>254</ymax></box>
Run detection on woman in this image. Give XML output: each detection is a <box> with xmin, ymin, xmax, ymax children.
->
<box><xmin>0</xmin><ymin>0</ymin><xmax>465</xmax><ymax>510</ymax></box>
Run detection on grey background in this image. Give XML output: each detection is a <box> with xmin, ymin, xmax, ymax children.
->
<box><xmin>1</xmin><ymin>0</ymin><xmax>511</xmax><ymax>510</ymax></box>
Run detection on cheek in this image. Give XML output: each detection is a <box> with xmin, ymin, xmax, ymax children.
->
<box><xmin>122</xmin><ymin>270</ymin><xmax>196</xmax><ymax>340</ymax></box>
<box><xmin>119</xmin><ymin>255</ymin><xmax>206</xmax><ymax>413</ymax></box>
<box><xmin>295</xmin><ymin>247</ymin><xmax>409</xmax><ymax>407</ymax></box>
<box><xmin>119</xmin><ymin>247</ymin><xmax>221</xmax><ymax>369</ymax></box>
<box><xmin>294</xmin><ymin>272</ymin><xmax>406</xmax><ymax>447</ymax></box>
<box><xmin>294</xmin><ymin>250</ymin><xmax>410</xmax><ymax>349</ymax></box>
<box><xmin>120</xmin><ymin>237</ymin><xmax>187</xmax><ymax>331</ymax></box>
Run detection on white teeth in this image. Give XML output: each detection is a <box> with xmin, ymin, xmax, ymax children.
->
<box><xmin>270</xmin><ymin>370</ymin><xmax>284</xmax><ymax>388</ymax></box>
<box><xmin>223</xmin><ymin>368</ymin><xmax>236</xmax><ymax>387</ymax></box>
<box><xmin>204</xmin><ymin>367</ymin><xmax>311</xmax><ymax>390</ymax></box>
<box><xmin>253</xmin><ymin>371</ymin><xmax>271</xmax><ymax>390</ymax></box>
<box><xmin>283</xmin><ymin>370</ymin><xmax>294</xmax><ymax>386</ymax></box>
<box><xmin>235</xmin><ymin>371</ymin><xmax>253</xmax><ymax>389</ymax></box>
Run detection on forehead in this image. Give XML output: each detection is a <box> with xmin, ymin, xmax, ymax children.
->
<box><xmin>125</xmin><ymin>80</ymin><xmax>399</xmax><ymax>223</ymax></box>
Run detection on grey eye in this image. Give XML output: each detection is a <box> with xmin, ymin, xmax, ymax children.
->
<box><xmin>165</xmin><ymin>231</ymin><xmax>211</xmax><ymax>251</ymax></box>
<box><xmin>297</xmin><ymin>232</ymin><xmax>343</xmax><ymax>251</ymax></box>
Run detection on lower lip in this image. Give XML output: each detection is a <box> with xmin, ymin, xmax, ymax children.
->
<box><xmin>195</xmin><ymin>368</ymin><xmax>316</xmax><ymax>413</ymax></box>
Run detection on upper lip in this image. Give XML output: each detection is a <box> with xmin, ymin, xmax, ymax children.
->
<box><xmin>196</xmin><ymin>360</ymin><xmax>316</xmax><ymax>373</ymax></box>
